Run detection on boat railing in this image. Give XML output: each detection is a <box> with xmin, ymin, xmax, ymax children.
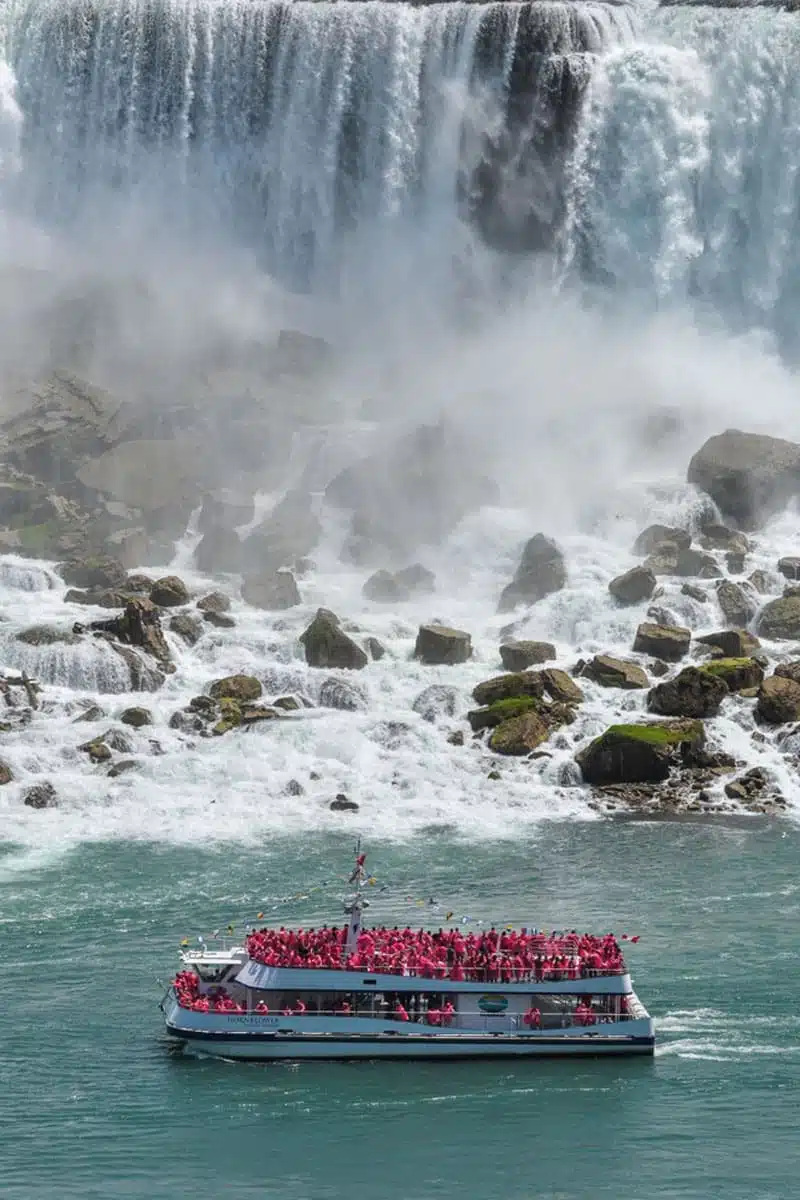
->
<box><xmin>243</xmin><ymin>959</ymin><xmax>626</xmax><ymax>980</ymax></box>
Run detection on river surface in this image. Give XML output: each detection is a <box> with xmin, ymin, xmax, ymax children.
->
<box><xmin>4</xmin><ymin>823</ymin><xmax>798</xmax><ymax>1199</ymax></box>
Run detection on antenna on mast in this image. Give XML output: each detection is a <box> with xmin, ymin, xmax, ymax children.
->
<box><xmin>343</xmin><ymin>838</ymin><xmax>368</xmax><ymax>958</ymax></box>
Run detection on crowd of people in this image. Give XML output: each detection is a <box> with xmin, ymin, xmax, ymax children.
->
<box><xmin>243</xmin><ymin>925</ymin><xmax>626</xmax><ymax>982</ymax></box>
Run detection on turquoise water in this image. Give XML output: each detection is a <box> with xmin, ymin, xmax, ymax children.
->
<box><xmin>4</xmin><ymin>822</ymin><xmax>799</xmax><ymax>1199</ymax></box>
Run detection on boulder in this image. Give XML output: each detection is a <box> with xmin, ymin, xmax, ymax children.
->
<box><xmin>330</xmin><ymin>793</ymin><xmax>359</xmax><ymax>812</ymax></box>
<box><xmin>583</xmin><ymin>655</ymin><xmax>649</xmax><ymax>689</ymax></box>
<box><xmin>632</xmin><ymin>525</ymin><xmax>691</xmax><ymax>556</ymax></box>
<box><xmin>16</xmin><ymin>624</ymin><xmax>77</xmax><ymax>646</ymax></box>
<box><xmin>472</xmin><ymin>671</ymin><xmax>544</xmax><ymax>707</ymax></box>
<box><xmin>108</xmin><ymin>760</ymin><xmax>139</xmax><ymax>778</ymax></box>
<box><xmin>59</xmin><ymin>554</ymin><xmax>127</xmax><ymax>590</ymax></box>
<box><xmin>109</xmin><ymin>644</ymin><xmax>166</xmax><ymax>692</ymax></box>
<box><xmin>647</xmin><ymin>667</ymin><xmax>729</xmax><ymax>718</ymax></box>
<box><xmin>73</xmin><ymin>704</ymin><xmax>106</xmax><ymax>723</ymax></box>
<box><xmin>119</xmin><ymin>706</ymin><xmax>152</xmax><ymax>728</ymax></box>
<box><xmin>576</xmin><ymin>721</ymin><xmax>705</xmax><ymax>785</ymax></box>
<box><xmin>681</xmin><ymin>584</ymin><xmax>707</xmax><ymax>603</ymax></box>
<box><xmin>499</xmin><ymin>640</ymin><xmax>556</xmax><ymax>671</ymax></box>
<box><xmin>774</xmin><ymin>661</ymin><xmax>800</xmax><ymax>685</ymax></box>
<box><xmin>394</xmin><ymin>564</ymin><xmax>436</xmax><ymax>595</ymax></box>
<box><xmin>699</xmin><ymin>523</ymin><xmax>750</xmax><ymax>554</ymax></box>
<box><xmin>633</xmin><ymin>623</ymin><xmax>691</xmax><ymax>662</ymax></box>
<box><xmin>300</xmin><ymin>609</ymin><xmax>368</xmax><ymax>670</ymax></box>
<box><xmin>778</xmin><ymin>556</ymin><xmax>800</xmax><ymax>581</ymax></box>
<box><xmin>748</xmin><ymin>569</ymin><xmax>772</xmax><ymax>595</ymax></box>
<box><xmin>755</xmin><ymin>675</ymin><xmax>800</xmax><ymax>724</ymax></box>
<box><xmin>78</xmin><ymin>737</ymin><xmax>112</xmax><ymax>763</ymax></box>
<box><xmin>695</xmin><ymin>628</ymin><xmax>760</xmax><ymax>658</ymax></box>
<box><xmin>198</xmin><ymin>490</ymin><xmax>254</xmax><ymax>535</ymax></box>
<box><xmin>0</xmin><ymin>759</ymin><xmax>13</xmax><ymax>784</ymax></box>
<box><xmin>674</xmin><ymin>548</ymin><xmax>722</xmax><ymax>578</ymax></box>
<box><xmin>318</xmin><ymin>678</ymin><xmax>367</xmax><ymax>711</ymax></box>
<box><xmin>363</xmin><ymin>569</ymin><xmax>410</xmax><ymax>603</ymax></box>
<box><xmin>541</xmin><ymin>668</ymin><xmax>584</xmax><ymax>705</ymax></box>
<box><xmin>468</xmin><ymin>695</ymin><xmax>543</xmax><ymax>733</ymax></box>
<box><xmin>757</xmin><ymin>596</ymin><xmax>800</xmax><ymax>640</ymax></box>
<box><xmin>169</xmin><ymin>614</ymin><xmax>204</xmax><ymax>646</ymax></box>
<box><xmin>23</xmin><ymin>781</ymin><xmax>56</xmax><ymax>809</ymax></box>
<box><xmin>149</xmin><ymin>575</ymin><xmax>189</xmax><ymax>608</ymax></box>
<box><xmin>716</xmin><ymin>580</ymin><xmax>756</xmax><ymax>627</ymax></box>
<box><xmin>643</xmin><ymin>542</ymin><xmax>680</xmax><ymax>575</ymax></box>
<box><xmin>102</xmin><ymin>727</ymin><xmax>134</xmax><ymax>754</ymax></box>
<box><xmin>241</xmin><ymin>490</ymin><xmax>321</xmax><ymax>573</ymax></box>
<box><xmin>365</xmin><ymin>637</ymin><xmax>386</xmax><ymax>662</ymax></box>
<box><xmin>90</xmin><ymin>598</ymin><xmax>173</xmax><ymax>669</ymax></box>
<box><xmin>412</xmin><ymin>685</ymin><xmax>459</xmax><ymax>722</ymax></box>
<box><xmin>687</xmin><ymin>430</ymin><xmax>800</xmax><ymax>528</ymax></box>
<box><xmin>196</xmin><ymin>591</ymin><xmax>231</xmax><ymax>615</ymax></box>
<box><xmin>242</xmin><ymin>570</ymin><xmax>300</xmax><ymax>611</ymax></box>
<box><xmin>488</xmin><ymin>710</ymin><xmax>552</xmax><ymax>755</ymax></box>
<box><xmin>203</xmin><ymin>612</ymin><xmax>235</xmax><ymax>629</ymax></box>
<box><xmin>726</xmin><ymin>552</ymin><xmax>746</xmax><ymax>575</ymax></box>
<box><xmin>498</xmin><ymin>534</ymin><xmax>566</xmax><ymax>612</ymax></box>
<box><xmin>194</xmin><ymin>526</ymin><xmax>243</xmax><ymax>574</ymax></box>
<box><xmin>413</xmin><ymin>624</ymin><xmax>471</xmax><ymax>665</ymax></box>
<box><xmin>702</xmin><ymin>658</ymin><xmax>764</xmax><ymax>693</ymax></box>
<box><xmin>209</xmin><ymin>675</ymin><xmax>262</xmax><ymax>703</ymax></box>
<box><xmin>125</xmin><ymin>574</ymin><xmax>153</xmax><ymax>594</ymax></box>
<box><xmin>608</xmin><ymin>566</ymin><xmax>656</xmax><ymax>605</ymax></box>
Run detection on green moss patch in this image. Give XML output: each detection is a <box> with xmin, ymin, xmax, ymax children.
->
<box><xmin>602</xmin><ymin>722</ymin><xmax>702</xmax><ymax>747</ymax></box>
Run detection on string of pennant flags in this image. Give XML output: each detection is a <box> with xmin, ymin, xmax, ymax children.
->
<box><xmin>178</xmin><ymin>867</ymin><xmax>641</xmax><ymax>946</ymax></box>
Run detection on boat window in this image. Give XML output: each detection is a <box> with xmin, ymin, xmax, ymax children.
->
<box><xmin>196</xmin><ymin>964</ymin><xmax>234</xmax><ymax>983</ymax></box>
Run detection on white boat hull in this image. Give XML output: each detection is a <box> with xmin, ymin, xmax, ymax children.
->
<box><xmin>163</xmin><ymin>998</ymin><xmax>654</xmax><ymax>1061</ymax></box>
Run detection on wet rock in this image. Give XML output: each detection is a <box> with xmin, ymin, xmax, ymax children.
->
<box><xmin>633</xmin><ymin>622</ymin><xmax>691</xmax><ymax>662</ymax></box>
<box><xmin>473</xmin><ymin>671</ymin><xmax>544</xmax><ymax>707</ymax></box>
<box><xmin>499</xmin><ymin>640</ymin><xmax>556</xmax><ymax>671</ymax></box>
<box><xmin>699</xmin><ymin>523</ymin><xmax>750</xmax><ymax>555</ymax></box>
<box><xmin>108</xmin><ymin>759</ymin><xmax>139</xmax><ymax>778</ymax></box>
<box><xmin>541</xmin><ymin>668</ymin><xmax>584</xmax><ymax>705</ymax></box>
<box><xmin>498</xmin><ymin>534</ymin><xmax>566</xmax><ymax>612</ymax></box>
<box><xmin>488</xmin><ymin>710</ymin><xmax>551</xmax><ymax>756</ymax></box>
<box><xmin>583</xmin><ymin>655</ymin><xmax>649</xmax><ymax>689</ymax></box>
<box><xmin>576</xmin><ymin>720</ymin><xmax>705</xmax><ymax>785</ymax></box>
<box><xmin>209</xmin><ymin>674</ymin><xmax>262</xmax><ymax>703</ymax></box>
<box><xmin>755</xmin><ymin>675</ymin><xmax>800</xmax><ymax>724</ymax></box>
<box><xmin>647</xmin><ymin>667</ymin><xmax>729</xmax><ymax>718</ymax></box>
<box><xmin>59</xmin><ymin>554</ymin><xmax>128</xmax><ymax>591</ymax></box>
<box><xmin>300</xmin><ymin>609</ymin><xmax>368</xmax><ymax>670</ymax></box>
<box><xmin>212</xmin><ymin>697</ymin><xmax>244</xmax><ymax>736</ymax></box>
<box><xmin>109</xmin><ymin>644</ymin><xmax>166</xmax><ymax>692</ymax></box>
<box><xmin>716</xmin><ymin>580</ymin><xmax>756</xmax><ymax>627</ymax></box>
<box><xmin>23</xmin><ymin>781</ymin><xmax>56</xmax><ymax>808</ymax></box>
<box><xmin>198</xmin><ymin>490</ymin><xmax>254</xmax><ymax>535</ymax></box>
<box><xmin>778</xmin><ymin>556</ymin><xmax>800</xmax><ymax>581</ymax></box>
<box><xmin>285</xmin><ymin>779</ymin><xmax>305</xmax><ymax>796</ymax></box>
<box><xmin>272</xmin><ymin>696</ymin><xmax>303</xmax><ymax>712</ymax></box>
<box><xmin>169</xmin><ymin>613</ymin><xmax>204</xmax><ymax>646</ymax></box>
<box><xmin>194</xmin><ymin>526</ymin><xmax>243</xmax><ymax>575</ymax></box>
<box><xmin>414</xmin><ymin>624</ymin><xmax>471</xmax><ymax>665</ymax></box>
<box><xmin>363</xmin><ymin>569</ymin><xmax>410</xmax><ymax>603</ymax></box>
<box><xmin>102</xmin><ymin>727</ymin><xmax>134</xmax><ymax>753</ymax></box>
<box><xmin>197</xmin><ymin>591</ymin><xmax>231</xmax><ymax>614</ymax></box>
<box><xmin>65</xmin><ymin>587</ymin><xmax>132</xmax><ymax>608</ymax></box>
<box><xmin>701</xmin><ymin>658</ymin><xmax>764</xmax><ymax>693</ymax></box>
<box><xmin>148</xmin><ymin>575</ymin><xmax>189</xmax><ymax>608</ymax></box>
<box><xmin>242</xmin><ymin>490</ymin><xmax>322</xmax><ymax>574</ymax></box>
<box><xmin>78</xmin><ymin>737</ymin><xmax>112</xmax><ymax>763</ymax></box>
<box><xmin>468</xmin><ymin>696</ymin><xmax>544</xmax><ymax>733</ymax></box>
<box><xmin>695</xmin><ymin>628</ymin><xmax>760</xmax><ymax>658</ymax></box>
<box><xmin>119</xmin><ymin>706</ymin><xmax>152</xmax><ymax>728</ymax></box>
<box><xmin>748</xmin><ymin>569</ymin><xmax>772</xmax><ymax>595</ymax></box>
<box><xmin>319</xmin><ymin>677</ymin><xmax>367</xmax><ymax>711</ymax></box>
<box><xmin>412</xmin><ymin>684</ymin><xmax>459</xmax><ymax>722</ymax></box>
<box><xmin>447</xmin><ymin>730</ymin><xmax>464</xmax><ymax>747</ymax></box>
<box><xmin>16</xmin><ymin>624</ymin><xmax>78</xmax><ymax>646</ymax></box>
<box><xmin>90</xmin><ymin>597</ymin><xmax>173</xmax><ymax>670</ymax></box>
<box><xmin>365</xmin><ymin>637</ymin><xmax>386</xmax><ymax>662</ymax></box>
<box><xmin>681</xmin><ymin>584</ymin><xmax>707</xmax><ymax>603</ymax></box>
<box><xmin>642</xmin><ymin>542</ymin><xmax>680</xmax><ymax>575</ymax></box>
<box><xmin>203</xmin><ymin>611</ymin><xmax>236</xmax><ymax>629</ymax></box>
<box><xmin>725</xmin><ymin>552</ymin><xmax>746</xmax><ymax>575</ymax></box>
<box><xmin>168</xmin><ymin>710</ymin><xmax>204</xmax><ymax>734</ymax></box>
<box><xmin>0</xmin><ymin>759</ymin><xmax>13</xmax><ymax>784</ymax></box>
<box><xmin>242</xmin><ymin>570</ymin><xmax>300</xmax><ymax>611</ymax></box>
<box><xmin>673</xmin><ymin>547</ymin><xmax>721</xmax><ymax>578</ymax></box>
<box><xmin>757</xmin><ymin>596</ymin><xmax>800</xmax><ymax>640</ymax></box>
<box><xmin>394</xmin><ymin>564</ymin><xmax>436</xmax><ymax>594</ymax></box>
<box><xmin>633</xmin><ymin>525</ymin><xmax>691</xmax><ymax>556</ymax></box>
<box><xmin>330</xmin><ymin>793</ymin><xmax>359</xmax><ymax>812</ymax></box>
<box><xmin>73</xmin><ymin>703</ymin><xmax>106</xmax><ymax>723</ymax></box>
<box><xmin>608</xmin><ymin>566</ymin><xmax>656</xmax><ymax>606</ymax></box>
<box><xmin>774</xmin><ymin>661</ymin><xmax>800</xmax><ymax>685</ymax></box>
<box><xmin>687</xmin><ymin>429</ymin><xmax>800</xmax><ymax>528</ymax></box>
<box><xmin>649</xmin><ymin>659</ymin><xmax>670</xmax><ymax>677</ymax></box>
<box><xmin>125</xmin><ymin>574</ymin><xmax>153</xmax><ymax>594</ymax></box>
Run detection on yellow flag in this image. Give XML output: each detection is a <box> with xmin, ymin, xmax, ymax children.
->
<box><xmin>180</xmin><ymin>938</ymin><xmax>189</xmax><ymax>947</ymax></box>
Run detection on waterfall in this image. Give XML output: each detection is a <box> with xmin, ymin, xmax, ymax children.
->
<box><xmin>0</xmin><ymin>0</ymin><xmax>633</xmax><ymax>293</ymax></box>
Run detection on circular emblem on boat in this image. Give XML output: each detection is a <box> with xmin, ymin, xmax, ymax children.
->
<box><xmin>478</xmin><ymin>994</ymin><xmax>508</xmax><ymax>1014</ymax></box>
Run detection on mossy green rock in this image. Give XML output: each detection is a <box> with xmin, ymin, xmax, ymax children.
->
<box><xmin>212</xmin><ymin>697</ymin><xmax>243</xmax><ymax>735</ymax></box>
<box><xmin>208</xmin><ymin>674</ymin><xmax>262</xmax><ymax>703</ymax></box>
<box><xmin>472</xmin><ymin>670</ymin><xmax>544</xmax><ymax>707</ymax></box>
<box><xmin>488</xmin><ymin>710</ymin><xmax>551</xmax><ymax>755</ymax></box>
<box><xmin>467</xmin><ymin>695</ymin><xmax>540</xmax><ymax>733</ymax></box>
<box><xmin>701</xmin><ymin>658</ymin><xmax>764</xmax><ymax>692</ymax></box>
<box><xmin>576</xmin><ymin>721</ymin><xmax>705</xmax><ymax>785</ymax></box>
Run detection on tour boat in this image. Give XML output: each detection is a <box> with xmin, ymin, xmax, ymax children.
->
<box><xmin>161</xmin><ymin>847</ymin><xmax>655</xmax><ymax>1060</ymax></box>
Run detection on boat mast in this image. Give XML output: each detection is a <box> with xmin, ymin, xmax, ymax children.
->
<box><xmin>343</xmin><ymin>839</ymin><xmax>368</xmax><ymax>959</ymax></box>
